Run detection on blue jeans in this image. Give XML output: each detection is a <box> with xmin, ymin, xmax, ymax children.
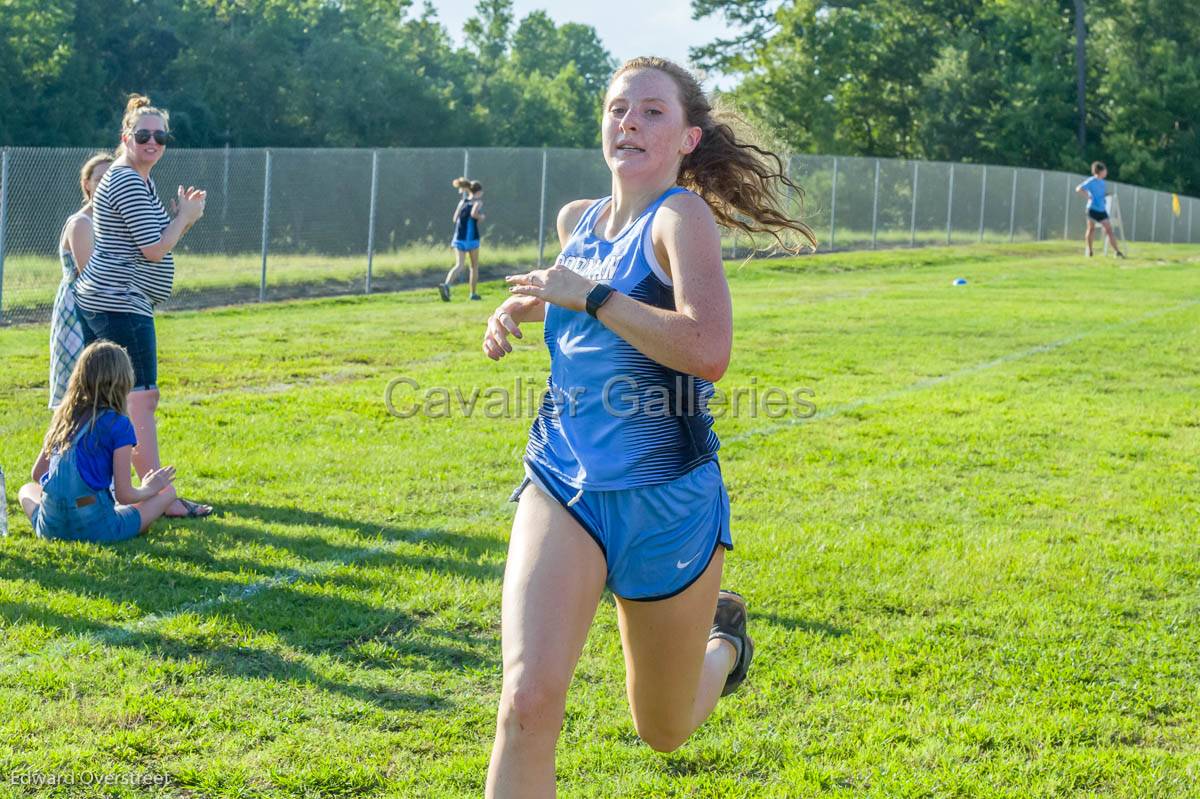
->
<box><xmin>31</xmin><ymin>428</ymin><xmax>141</xmax><ymax>544</ymax></box>
<box><xmin>78</xmin><ymin>309</ymin><xmax>158</xmax><ymax>391</ymax></box>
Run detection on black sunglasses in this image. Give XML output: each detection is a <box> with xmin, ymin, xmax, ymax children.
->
<box><xmin>132</xmin><ymin>129</ymin><xmax>173</xmax><ymax>145</ymax></box>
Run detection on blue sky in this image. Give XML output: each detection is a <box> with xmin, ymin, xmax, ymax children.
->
<box><xmin>426</xmin><ymin>0</ymin><xmax>738</xmax><ymax>90</ymax></box>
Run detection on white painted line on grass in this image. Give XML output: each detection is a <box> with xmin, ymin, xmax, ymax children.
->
<box><xmin>725</xmin><ymin>298</ymin><xmax>1200</xmax><ymax>447</ymax></box>
<box><xmin>0</xmin><ymin>503</ymin><xmax>511</xmax><ymax>675</ymax></box>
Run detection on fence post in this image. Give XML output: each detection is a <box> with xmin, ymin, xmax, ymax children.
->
<box><xmin>1190</xmin><ymin>197</ymin><xmax>1195</xmax><ymax>243</ymax></box>
<box><xmin>1151</xmin><ymin>192</ymin><xmax>1157</xmax><ymax>242</ymax></box>
<box><xmin>829</xmin><ymin>157</ymin><xmax>838</xmax><ymax>251</ymax></box>
<box><xmin>870</xmin><ymin>158</ymin><xmax>880</xmax><ymax>249</ymax></box>
<box><xmin>365</xmin><ymin>149</ymin><xmax>379</xmax><ymax>295</ymax></box>
<box><xmin>1063</xmin><ymin>174</ymin><xmax>1072</xmax><ymax>239</ymax></box>
<box><xmin>220</xmin><ymin>143</ymin><xmax>230</xmax><ymax>251</ymax></box>
<box><xmin>1132</xmin><ymin>188</ymin><xmax>1139</xmax><ymax>241</ymax></box>
<box><xmin>910</xmin><ymin>160</ymin><xmax>919</xmax><ymax>247</ymax></box>
<box><xmin>537</xmin><ymin>148</ymin><xmax>548</xmax><ymax>267</ymax></box>
<box><xmin>978</xmin><ymin>165</ymin><xmax>987</xmax><ymax>242</ymax></box>
<box><xmin>463</xmin><ymin>149</ymin><xmax>470</xmax><ymax>180</ymax></box>
<box><xmin>1008</xmin><ymin>169</ymin><xmax>1018</xmax><ymax>242</ymax></box>
<box><xmin>259</xmin><ymin>149</ymin><xmax>272</xmax><ymax>303</ymax></box>
<box><xmin>0</xmin><ymin>148</ymin><xmax>8</xmax><ymax>323</ymax></box>
<box><xmin>946</xmin><ymin>163</ymin><xmax>955</xmax><ymax>245</ymax></box>
<box><xmin>1035</xmin><ymin>171</ymin><xmax>1045</xmax><ymax>241</ymax></box>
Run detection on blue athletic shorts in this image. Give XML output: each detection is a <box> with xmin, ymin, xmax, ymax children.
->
<box><xmin>451</xmin><ymin>238</ymin><xmax>480</xmax><ymax>252</ymax></box>
<box><xmin>510</xmin><ymin>459</ymin><xmax>733</xmax><ymax>601</ymax></box>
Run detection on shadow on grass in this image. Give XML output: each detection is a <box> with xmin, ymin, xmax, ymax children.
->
<box><xmin>0</xmin><ymin>599</ymin><xmax>450</xmax><ymax>711</ymax></box>
<box><xmin>755</xmin><ymin>610</ymin><xmax>849</xmax><ymax>638</ymax></box>
<box><xmin>0</xmin><ymin>501</ymin><xmax>507</xmax><ymax>706</ymax></box>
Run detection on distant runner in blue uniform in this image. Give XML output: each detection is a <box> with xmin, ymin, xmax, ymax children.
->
<box><xmin>1076</xmin><ymin>161</ymin><xmax>1125</xmax><ymax>258</ymax></box>
<box><xmin>480</xmin><ymin>56</ymin><xmax>816</xmax><ymax>798</ymax></box>
<box><xmin>438</xmin><ymin>177</ymin><xmax>486</xmax><ymax>301</ymax></box>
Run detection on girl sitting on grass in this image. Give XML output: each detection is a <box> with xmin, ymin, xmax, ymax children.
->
<box><xmin>19</xmin><ymin>341</ymin><xmax>179</xmax><ymax>543</ymax></box>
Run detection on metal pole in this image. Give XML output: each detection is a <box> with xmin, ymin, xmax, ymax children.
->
<box><xmin>1132</xmin><ymin>188</ymin><xmax>1139</xmax><ymax>241</ymax></box>
<box><xmin>365</xmin><ymin>149</ymin><xmax>379</xmax><ymax>294</ymax></box>
<box><xmin>1009</xmin><ymin>169</ymin><xmax>1018</xmax><ymax>242</ymax></box>
<box><xmin>259</xmin><ymin>150</ymin><xmax>271</xmax><ymax>303</ymax></box>
<box><xmin>1190</xmin><ymin>197</ymin><xmax>1195</xmax><ymax>243</ymax></box>
<box><xmin>978</xmin><ymin>166</ymin><xmax>987</xmax><ymax>242</ymax></box>
<box><xmin>0</xmin><ymin>149</ymin><xmax>8</xmax><ymax>322</ymax></box>
<box><xmin>1036</xmin><ymin>171</ymin><xmax>1045</xmax><ymax>241</ymax></box>
<box><xmin>830</xmin><ymin>157</ymin><xmax>840</xmax><ymax>250</ymax></box>
<box><xmin>537</xmin><ymin>148</ymin><xmax>548</xmax><ymax>267</ymax></box>
<box><xmin>463</xmin><ymin>149</ymin><xmax>470</xmax><ymax>179</ymax></box>
<box><xmin>1151</xmin><ymin>192</ymin><xmax>1157</xmax><ymax>241</ymax></box>
<box><xmin>1170</xmin><ymin>195</ymin><xmax>1175</xmax><ymax>244</ymax></box>
<box><xmin>946</xmin><ymin>163</ymin><xmax>955</xmax><ymax>245</ymax></box>
<box><xmin>910</xmin><ymin>161</ymin><xmax>919</xmax><ymax>247</ymax></box>
<box><xmin>870</xmin><ymin>158</ymin><xmax>880</xmax><ymax>249</ymax></box>
<box><xmin>221</xmin><ymin>143</ymin><xmax>230</xmax><ymax>251</ymax></box>
<box><xmin>1063</xmin><ymin>174</ymin><xmax>1072</xmax><ymax>240</ymax></box>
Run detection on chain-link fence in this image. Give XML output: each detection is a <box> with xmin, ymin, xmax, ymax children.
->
<box><xmin>1</xmin><ymin>148</ymin><xmax>1196</xmax><ymax>324</ymax></box>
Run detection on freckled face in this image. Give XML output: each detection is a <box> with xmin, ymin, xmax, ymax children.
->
<box><xmin>603</xmin><ymin>69</ymin><xmax>701</xmax><ymax>182</ymax></box>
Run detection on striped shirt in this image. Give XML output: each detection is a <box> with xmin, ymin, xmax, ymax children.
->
<box><xmin>74</xmin><ymin>164</ymin><xmax>174</xmax><ymax>317</ymax></box>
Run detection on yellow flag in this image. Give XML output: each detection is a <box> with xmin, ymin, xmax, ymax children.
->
<box><xmin>1173</xmin><ymin>194</ymin><xmax>1182</xmax><ymax>216</ymax></box>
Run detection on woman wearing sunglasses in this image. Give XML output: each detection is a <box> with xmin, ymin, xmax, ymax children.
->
<box><xmin>74</xmin><ymin>94</ymin><xmax>212</xmax><ymax>519</ymax></box>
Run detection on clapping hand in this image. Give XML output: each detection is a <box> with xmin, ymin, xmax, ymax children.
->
<box><xmin>176</xmin><ymin>186</ymin><xmax>207</xmax><ymax>224</ymax></box>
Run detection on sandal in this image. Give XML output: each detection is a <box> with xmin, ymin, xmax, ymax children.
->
<box><xmin>166</xmin><ymin>498</ymin><xmax>213</xmax><ymax>518</ymax></box>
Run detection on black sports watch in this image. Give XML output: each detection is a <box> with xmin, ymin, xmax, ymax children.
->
<box><xmin>585</xmin><ymin>284</ymin><xmax>615</xmax><ymax>318</ymax></box>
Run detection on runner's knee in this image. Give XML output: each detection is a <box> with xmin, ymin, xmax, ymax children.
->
<box><xmin>631</xmin><ymin>713</ymin><xmax>692</xmax><ymax>753</ymax></box>
<box><xmin>498</xmin><ymin>671</ymin><xmax>569</xmax><ymax>738</ymax></box>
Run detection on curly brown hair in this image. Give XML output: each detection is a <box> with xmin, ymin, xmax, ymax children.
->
<box><xmin>611</xmin><ymin>57</ymin><xmax>816</xmax><ymax>253</ymax></box>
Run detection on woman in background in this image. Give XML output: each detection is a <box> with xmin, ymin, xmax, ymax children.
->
<box><xmin>50</xmin><ymin>151</ymin><xmax>114</xmax><ymax>409</ymax></box>
<box><xmin>74</xmin><ymin>94</ymin><xmax>211</xmax><ymax>518</ymax></box>
<box><xmin>438</xmin><ymin>177</ymin><xmax>486</xmax><ymax>301</ymax></box>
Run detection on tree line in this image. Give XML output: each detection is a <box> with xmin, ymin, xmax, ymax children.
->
<box><xmin>0</xmin><ymin>0</ymin><xmax>615</xmax><ymax>149</ymax></box>
<box><xmin>694</xmin><ymin>0</ymin><xmax>1199</xmax><ymax>195</ymax></box>
<box><xmin>1</xmin><ymin>0</ymin><xmax>1196</xmax><ymax>195</ymax></box>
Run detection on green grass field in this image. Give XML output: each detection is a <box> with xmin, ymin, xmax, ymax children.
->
<box><xmin>1</xmin><ymin>242</ymin><xmax>545</xmax><ymax>321</ymax></box>
<box><xmin>1</xmin><ymin>242</ymin><xmax>1198</xmax><ymax>797</ymax></box>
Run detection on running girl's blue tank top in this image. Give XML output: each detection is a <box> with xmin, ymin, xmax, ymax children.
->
<box><xmin>525</xmin><ymin>187</ymin><xmax>721</xmax><ymax>490</ymax></box>
<box><xmin>455</xmin><ymin>200</ymin><xmax>479</xmax><ymax>241</ymax></box>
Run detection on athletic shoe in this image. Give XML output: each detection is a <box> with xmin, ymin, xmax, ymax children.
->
<box><xmin>469</xmin><ymin>293</ymin><xmax>482</xmax><ymax>301</ymax></box>
<box><xmin>437</xmin><ymin>283</ymin><xmax>450</xmax><ymax>302</ymax></box>
<box><xmin>710</xmin><ymin>589</ymin><xmax>753</xmax><ymax>697</ymax></box>
<box><xmin>1116</xmin><ymin>250</ymin><xmax>1127</xmax><ymax>259</ymax></box>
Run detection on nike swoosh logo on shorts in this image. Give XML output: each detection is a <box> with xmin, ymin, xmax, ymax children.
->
<box><xmin>676</xmin><ymin>551</ymin><xmax>702</xmax><ymax>570</ymax></box>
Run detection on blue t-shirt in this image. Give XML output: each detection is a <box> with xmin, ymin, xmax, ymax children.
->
<box><xmin>42</xmin><ymin>409</ymin><xmax>137</xmax><ymax>491</ymax></box>
<box><xmin>1079</xmin><ymin>176</ymin><xmax>1107</xmax><ymax>211</ymax></box>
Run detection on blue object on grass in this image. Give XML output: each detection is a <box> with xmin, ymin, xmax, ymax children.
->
<box><xmin>952</xmin><ymin>278</ymin><xmax>968</xmax><ymax>286</ymax></box>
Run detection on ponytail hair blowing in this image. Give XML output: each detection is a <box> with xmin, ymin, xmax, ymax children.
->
<box><xmin>115</xmin><ymin>94</ymin><xmax>170</xmax><ymax>157</ymax></box>
<box><xmin>612</xmin><ymin>57</ymin><xmax>816</xmax><ymax>253</ymax></box>
<box><xmin>452</xmin><ymin>176</ymin><xmax>471</xmax><ymax>191</ymax></box>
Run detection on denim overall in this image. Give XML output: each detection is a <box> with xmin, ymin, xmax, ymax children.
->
<box><xmin>33</xmin><ymin>424</ymin><xmax>140</xmax><ymax>543</ymax></box>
